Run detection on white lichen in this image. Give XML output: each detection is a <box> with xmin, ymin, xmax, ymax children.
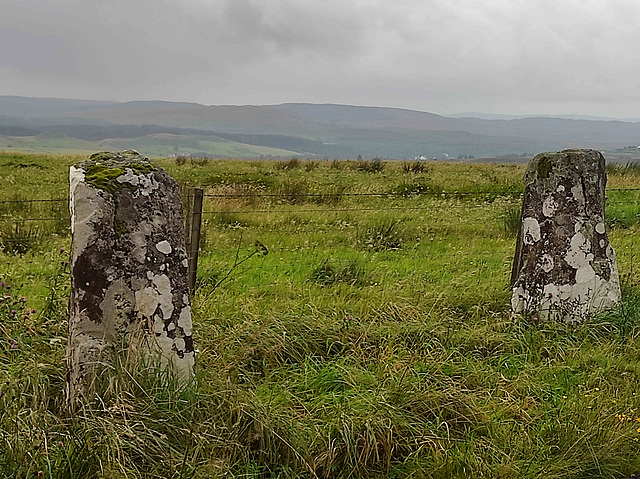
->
<box><xmin>69</xmin><ymin>167</ymin><xmax>107</xmax><ymax>258</ymax></box>
<box><xmin>178</xmin><ymin>306</ymin><xmax>192</xmax><ymax>336</ymax></box>
<box><xmin>571</xmin><ymin>185</ymin><xmax>585</xmax><ymax>205</ymax></box>
<box><xmin>156</xmin><ymin>240</ymin><xmax>172</xmax><ymax>255</ymax></box>
<box><xmin>151</xmin><ymin>273</ymin><xmax>174</xmax><ymax>319</ymax></box>
<box><xmin>522</xmin><ymin>217</ymin><xmax>541</xmax><ymax>245</ymax></box>
<box><xmin>542</xmin><ymin>196</ymin><xmax>558</xmax><ymax>217</ymax></box>
<box><xmin>135</xmin><ymin>273</ymin><xmax>173</xmax><ymax>320</ymax></box>
<box><xmin>69</xmin><ymin>166</ymin><xmax>85</xmax><ymax>237</ymax></box>
<box><xmin>116</xmin><ymin>169</ymin><xmax>159</xmax><ymax>197</ymax></box>
<box><xmin>174</xmin><ymin>337</ymin><xmax>186</xmax><ymax>352</ymax></box>
<box><xmin>130</xmin><ymin>224</ymin><xmax>152</xmax><ymax>263</ymax></box>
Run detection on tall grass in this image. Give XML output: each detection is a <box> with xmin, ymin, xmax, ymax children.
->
<box><xmin>3</xmin><ymin>153</ymin><xmax>640</xmax><ymax>477</ymax></box>
<box><xmin>0</xmin><ymin>195</ymin><xmax>69</xmax><ymax>255</ymax></box>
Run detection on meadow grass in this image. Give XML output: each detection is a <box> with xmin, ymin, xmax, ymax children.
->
<box><xmin>2</xmin><ymin>153</ymin><xmax>640</xmax><ymax>477</ymax></box>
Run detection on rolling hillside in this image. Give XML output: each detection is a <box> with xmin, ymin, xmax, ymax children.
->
<box><xmin>2</xmin><ymin>96</ymin><xmax>640</xmax><ymax>159</ymax></box>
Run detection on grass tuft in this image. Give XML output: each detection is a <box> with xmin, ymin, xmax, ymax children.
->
<box><xmin>0</xmin><ymin>222</ymin><xmax>44</xmax><ymax>255</ymax></box>
<box><xmin>308</xmin><ymin>258</ymin><xmax>368</xmax><ymax>286</ymax></box>
<box><xmin>402</xmin><ymin>161</ymin><xmax>430</xmax><ymax>174</ymax></box>
<box><xmin>501</xmin><ymin>203</ymin><xmax>522</xmax><ymax>236</ymax></box>
<box><xmin>275</xmin><ymin>179</ymin><xmax>311</xmax><ymax>204</ymax></box>
<box><xmin>357</xmin><ymin>219</ymin><xmax>406</xmax><ymax>251</ymax></box>
<box><xmin>276</xmin><ymin>158</ymin><xmax>301</xmax><ymax>170</ymax></box>
<box><xmin>356</xmin><ymin>157</ymin><xmax>385</xmax><ymax>173</ymax></box>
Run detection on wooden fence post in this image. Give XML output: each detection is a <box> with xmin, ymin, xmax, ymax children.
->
<box><xmin>184</xmin><ymin>185</ymin><xmax>192</xmax><ymax>253</ymax></box>
<box><xmin>187</xmin><ymin>188</ymin><xmax>203</xmax><ymax>296</ymax></box>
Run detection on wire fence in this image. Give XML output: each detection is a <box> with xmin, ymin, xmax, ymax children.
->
<box><xmin>2</xmin><ymin>186</ymin><xmax>640</xmax><ymax>203</ymax></box>
<box><xmin>1</xmin><ymin>190</ymin><xmax>523</xmax><ymax>204</ymax></box>
<box><xmin>2</xmin><ymin>187</ymin><xmax>640</xmax><ymax>223</ymax></box>
<box><xmin>0</xmin><ymin>217</ymin><xmax>66</xmax><ymax>222</ymax></box>
<box><xmin>0</xmin><ymin>198</ymin><xmax>69</xmax><ymax>204</ymax></box>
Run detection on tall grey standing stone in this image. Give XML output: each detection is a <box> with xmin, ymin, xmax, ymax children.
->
<box><xmin>68</xmin><ymin>150</ymin><xmax>194</xmax><ymax>402</ymax></box>
<box><xmin>511</xmin><ymin>149</ymin><xmax>621</xmax><ymax>322</ymax></box>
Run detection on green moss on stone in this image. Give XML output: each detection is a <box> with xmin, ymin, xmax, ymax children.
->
<box><xmin>81</xmin><ymin>151</ymin><xmax>157</xmax><ymax>194</ymax></box>
<box><xmin>128</xmin><ymin>162</ymin><xmax>156</xmax><ymax>175</ymax></box>
<box><xmin>88</xmin><ymin>152</ymin><xmax>117</xmax><ymax>162</ymax></box>
<box><xmin>85</xmin><ymin>164</ymin><xmax>127</xmax><ymax>194</ymax></box>
<box><xmin>113</xmin><ymin>219</ymin><xmax>127</xmax><ymax>239</ymax></box>
<box><xmin>537</xmin><ymin>156</ymin><xmax>554</xmax><ymax>179</ymax></box>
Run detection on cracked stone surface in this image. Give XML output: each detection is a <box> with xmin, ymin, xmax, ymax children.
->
<box><xmin>510</xmin><ymin>149</ymin><xmax>621</xmax><ymax>322</ymax></box>
<box><xmin>67</xmin><ymin>150</ymin><xmax>194</xmax><ymax>401</ymax></box>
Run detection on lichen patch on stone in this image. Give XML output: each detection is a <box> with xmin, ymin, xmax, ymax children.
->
<box><xmin>178</xmin><ymin>306</ymin><xmax>192</xmax><ymax>336</ymax></box>
<box><xmin>542</xmin><ymin>196</ymin><xmax>558</xmax><ymax>217</ymax></box>
<box><xmin>522</xmin><ymin>217</ymin><xmax>541</xmax><ymax>244</ymax></box>
<box><xmin>156</xmin><ymin>240</ymin><xmax>172</xmax><ymax>255</ymax></box>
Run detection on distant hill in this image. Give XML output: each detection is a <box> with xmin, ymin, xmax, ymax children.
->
<box><xmin>448</xmin><ymin>112</ymin><xmax>623</xmax><ymax>121</ymax></box>
<box><xmin>0</xmin><ymin>96</ymin><xmax>117</xmax><ymax>119</ymax></box>
<box><xmin>2</xmin><ymin>95</ymin><xmax>640</xmax><ymax>159</ymax></box>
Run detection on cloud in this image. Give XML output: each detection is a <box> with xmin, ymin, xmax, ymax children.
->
<box><xmin>2</xmin><ymin>0</ymin><xmax>640</xmax><ymax>116</ymax></box>
<box><xmin>0</xmin><ymin>27</ymin><xmax>80</xmax><ymax>75</ymax></box>
<box><xmin>217</xmin><ymin>0</ymin><xmax>366</xmax><ymax>56</ymax></box>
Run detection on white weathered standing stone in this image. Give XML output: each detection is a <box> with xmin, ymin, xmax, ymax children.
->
<box><xmin>511</xmin><ymin>149</ymin><xmax>621</xmax><ymax>322</ymax></box>
<box><xmin>67</xmin><ymin>150</ymin><xmax>194</xmax><ymax>402</ymax></box>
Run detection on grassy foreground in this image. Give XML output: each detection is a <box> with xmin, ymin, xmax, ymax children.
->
<box><xmin>2</xmin><ymin>152</ymin><xmax>640</xmax><ymax>478</ymax></box>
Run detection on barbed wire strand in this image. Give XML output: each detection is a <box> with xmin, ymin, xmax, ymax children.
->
<box><xmin>3</xmin><ymin>186</ymin><xmax>640</xmax><ymax>205</ymax></box>
<box><xmin>2</xmin><ymin>186</ymin><xmax>640</xmax><ymax>223</ymax></box>
<box><xmin>0</xmin><ymin>198</ymin><xmax>69</xmax><ymax>204</ymax></box>
<box><xmin>0</xmin><ymin>193</ymin><xmax>519</xmax><ymax>203</ymax></box>
<box><xmin>8</xmin><ymin>198</ymin><xmax>640</xmax><ymax>222</ymax></box>
<box><xmin>0</xmin><ymin>217</ymin><xmax>68</xmax><ymax>222</ymax></box>
<box><xmin>200</xmin><ymin>191</ymin><xmax>525</xmax><ymax>198</ymax></box>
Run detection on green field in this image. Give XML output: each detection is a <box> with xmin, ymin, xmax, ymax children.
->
<box><xmin>0</xmin><ymin>131</ymin><xmax>298</xmax><ymax>158</ymax></box>
<box><xmin>2</xmin><ymin>152</ymin><xmax>640</xmax><ymax>478</ymax></box>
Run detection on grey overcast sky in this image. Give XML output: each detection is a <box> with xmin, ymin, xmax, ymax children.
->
<box><xmin>1</xmin><ymin>0</ymin><xmax>639</xmax><ymax>117</ymax></box>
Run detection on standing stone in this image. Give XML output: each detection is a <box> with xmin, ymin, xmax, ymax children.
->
<box><xmin>68</xmin><ymin>150</ymin><xmax>194</xmax><ymax>402</ymax></box>
<box><xmin>511</xmin><ymin>149</ymin><xmax>620</xmax><ymax>322</ymax></box>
